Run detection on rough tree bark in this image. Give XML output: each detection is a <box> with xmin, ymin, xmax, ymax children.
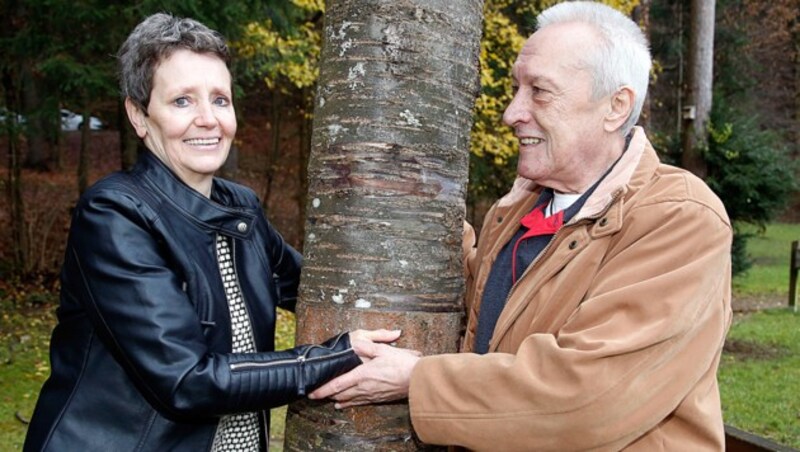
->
<box><xmin>681</xmin><ymin>0</ymin><xmax>715</xmax><ymax>178</ymax></box>
<box><xmin>283</xmin><ymin>0</ymin><xmax>483</xmax><ymax>449</ymax></box>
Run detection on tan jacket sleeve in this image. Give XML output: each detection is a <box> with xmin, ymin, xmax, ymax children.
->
<box><xmin>408</xmin><ymin>195</ymin><xmax>732</xmax><ymax>451</ymax></box>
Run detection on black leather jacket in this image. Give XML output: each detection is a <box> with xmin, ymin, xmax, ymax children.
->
<box><xmin>25</xmin><ymin>151</ymin><xmax>360</xmax><ymax>451</ymax></box>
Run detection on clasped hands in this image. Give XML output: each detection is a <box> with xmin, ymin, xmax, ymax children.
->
<box><xmin>310</xmin><ymin>329</ymin><xmax>421</xmax><ymax>408</ymax></box>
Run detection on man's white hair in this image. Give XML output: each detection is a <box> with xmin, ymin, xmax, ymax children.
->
<box><xmin>537</xmin><ymin>1</ymin><xmax>652</xmax><ymax>135</ymax></box>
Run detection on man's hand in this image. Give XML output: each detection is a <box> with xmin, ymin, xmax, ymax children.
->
<box><xmin>309</xmin><ymin>340</ymin><xmax>421</xmax><ymax>408</ymax></box>
<box><xmin>348</xmin><ymin>329</ymin><xmax>402</xmax><ymax>351</ymax></box>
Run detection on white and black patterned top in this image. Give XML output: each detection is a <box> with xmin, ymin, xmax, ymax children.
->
<box><xmin>211</xmin><ymin>235</ymin><xmax>261</xmax><ymax>452</ymax></box>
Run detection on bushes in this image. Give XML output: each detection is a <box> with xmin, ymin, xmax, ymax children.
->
<box><xmin>704</xmin><ymin>101</ymin><xmax>798</xmax><ymax>275</ymax></box>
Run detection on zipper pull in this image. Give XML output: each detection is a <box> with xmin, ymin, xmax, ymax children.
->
<box><xmin>296</xmin><ymin>355</ymin><xmax>306</xmax><ymax>396</ymax></box>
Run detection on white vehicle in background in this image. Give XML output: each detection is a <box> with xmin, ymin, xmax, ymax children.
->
<box><xmin>61</xmin><ymin>108</ymin><xmax>104</xmax><ymax>131</ymax></box>
<box><xmin>0</xmin><ymin>107</ymin><xmax>26</xmax><ymax>126</ymax></box>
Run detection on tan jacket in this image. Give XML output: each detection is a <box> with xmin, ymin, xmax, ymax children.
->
<box><xmin>409</xmin><ymin>128</ymin><xmax>732</xmax><ymax>451</ymax></box>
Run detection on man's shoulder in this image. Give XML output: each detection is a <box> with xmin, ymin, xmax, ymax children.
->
<box><xmin>638</xmin><ymin>162</ymin><xmax>729</xmax><ymax>225</ymax></box>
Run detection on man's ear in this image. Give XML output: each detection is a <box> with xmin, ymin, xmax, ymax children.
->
<box><xmin>604</xmin><ymin>86</ymin><xmax>635</xmax><ymax>133</ymax></box>
<box><xmin>124</xmin><ymin>97</ymin><xmax>148</xmax><ymax>139</ymax></box>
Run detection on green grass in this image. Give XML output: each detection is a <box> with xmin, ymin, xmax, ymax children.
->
<box><xmin>0</xmin><ymin>294</ymin><xmax>56</xmax><ymax>451</ymax></box>
<box><xmin>733</xmin><ymin>222</ymin><xmax>799</xmax><ymax>297</ymax></box>
<box><xmin>722</xmin><ymin>222</ymin><xmax>800</xmax><ymax>448</ymax></box>
<box><xmin>719</xmin><ymin>309</ymin><xmax>800</xmax><ymax>448</ymax></box>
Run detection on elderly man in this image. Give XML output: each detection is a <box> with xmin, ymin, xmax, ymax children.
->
<box><xmin>310</xmin><ymin>2</ymin><xmax>733</xmax><ymax>450</ymax></box>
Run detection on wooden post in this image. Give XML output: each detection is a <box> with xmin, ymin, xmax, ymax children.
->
<box><xmin>790</xmin><ymin>240</ymin><xmax>798</xmax><ymax>311</ymax></box>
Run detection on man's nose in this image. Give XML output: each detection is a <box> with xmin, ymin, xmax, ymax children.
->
<box><xmin>502</xmin><ymin>93</ymin><xmax>530</xmax><ymax>128</ymax></box>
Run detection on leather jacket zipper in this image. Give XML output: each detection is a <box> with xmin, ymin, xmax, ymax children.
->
<box><xmin>229</xmin><ymin>343</ymin><xmax>353</xmax><ymax>395</ymax></box>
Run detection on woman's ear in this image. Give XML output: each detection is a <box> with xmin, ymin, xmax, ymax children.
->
<box><xmin>124</xmin><ymin>97</ymin><xmax>148</xmax><ymax>139</ymax></box>
<box><xmin>604</xmin><ymin>86</ymin><xmax>635</xmax><ymax>133</ymax></box>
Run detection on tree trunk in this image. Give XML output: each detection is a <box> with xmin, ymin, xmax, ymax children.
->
<box><xmin>22</xmin><ymin>64</ymin><xmax>51</xmax><ymax>171</ymax></box>
<box><xmin>77</xmin><ymin>106</ymin><xmax>91</xmax><ymax>194</ymax></box>
<box><xmin>262</xmin><ymin>90</ymin><xmax>282</xmax><ymax>211</ymax></box>
<box><xmin>633</xmin><ymin>0</ymin><xmax>652</xmax><ymax>129</ymax></box>
<box><xmin>219</xmin><ymin>143</ymin><xmax>239</xmax><ymax>180</ymax></box>
<box><xmin>120</xmin><ymin>99</ymin><xmax>139</xmax><ymax>170</ymax></box>
<box><xmin>681</xmin><ymin>0</ymin><xmax>715</xmax><ymax>178</ymax></box>
<box><xmin>284</xmin><ymin>0</ymin><xmax>483</xmax><ymax>450</ymax></box>
<box><xmin>3</xmin><ymin>68</ymin><xmax>27</xmax><ymax>275</ymax></box>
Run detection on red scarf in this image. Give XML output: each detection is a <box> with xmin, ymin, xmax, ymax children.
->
<box><xmin>511</xmin><ymin>203</ymin><xmax>564</xmax><ymax>284</ymax></box>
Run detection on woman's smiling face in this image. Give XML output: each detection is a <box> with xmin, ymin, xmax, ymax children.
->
<box><xmin>128</xmin><ymin>49</ymin><xmax>236</xmax><ymax>195</ymax></box>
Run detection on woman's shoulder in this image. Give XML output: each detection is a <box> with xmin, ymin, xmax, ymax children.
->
<box><xmin>76</xmin><ymin>170</ymin><xmax>162</xmax><ymax>218</ymax></box>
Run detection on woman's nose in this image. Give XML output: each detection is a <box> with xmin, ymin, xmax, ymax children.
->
<box><xmin>194</xmin><ymin>101</ymin><xmax>217</xmax><ymax>127</ymax></box>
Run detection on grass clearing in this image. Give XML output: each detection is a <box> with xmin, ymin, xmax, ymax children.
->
<box><xmin>0</xmin><ymin>293</ymin><xmax>56</xmax><ymax>450</ymax></box>
<box><xmin>733</xmin><ymin>222</ymin><xmax>799</xmax><ymax>297</ymax></box>
<box><xmin>719</xmin><ymin>309</ymin><xmax>800</xmax><ymax>448</ymax></box>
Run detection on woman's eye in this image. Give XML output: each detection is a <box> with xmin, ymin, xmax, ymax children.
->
<box><xmin>214</xmin><ymin>96</ymin><xmax>230</xmax><ymax>107</ymax></box>
<box><xmin>174</xmin><ymin>97</ymin><xmax>190</xmax><ymax>107</ymax></box>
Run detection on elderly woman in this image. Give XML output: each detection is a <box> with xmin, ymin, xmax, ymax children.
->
<box><xmin>24</xmin><ymin>13</ymin><xmax>395</xmax><ymax>452</ymax></box>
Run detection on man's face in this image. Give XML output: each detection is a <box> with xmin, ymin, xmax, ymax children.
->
<box><xmin>503</xmin><ymin>22</ymin><xmax>614</xmax><ymax>193</ymax></box>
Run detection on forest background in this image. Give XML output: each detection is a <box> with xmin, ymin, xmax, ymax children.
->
<box><xmin>0</xmin><ymin>0</ymin><xmax>798</xmax><ymax>447</ymax></box>
<box><xmin>1</xmin><ymin>0</ymin><xmax>798</xmax><ymax>282</ymax></box>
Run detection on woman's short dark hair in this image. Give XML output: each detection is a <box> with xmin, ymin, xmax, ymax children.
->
<box><xmin>117</xmin><ymin>13</ymin><xmax>230</xmax><ymax>111</ymax></box>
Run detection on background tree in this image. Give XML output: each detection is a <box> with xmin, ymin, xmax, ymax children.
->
<box><xmin>283</xmin><ymin>0</ymin><xmax>483</xmax><ymax>449</ymax></box>
<box><xmin>680</xmin><ymin>0</ymin><xmax>715</xmax><ymax>178</ymax></box>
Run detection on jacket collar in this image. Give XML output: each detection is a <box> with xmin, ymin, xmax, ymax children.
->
<box><xmin>132</xmin><ymin>151</ymin><xmax>258</xmax><ymax>239</ymax></box>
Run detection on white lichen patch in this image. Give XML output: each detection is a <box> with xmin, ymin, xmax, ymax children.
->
<box><xmin>332</xmin><ymin>293</ymin><xmax>344</xmax><ymax>304</ymax></box>
<box><xmin>348</xmin><ymin>279</ymin><xmax>357</xmax><ymax>286</ymax></box>
<box><xmin>339</xmin><ymin>40</ymin><xmax>353</xmax><ymax>57</ymax></box>
<box><xmin>400</xmin><ymin>109</ymin><xmax>422</xmax><ymax>127</ymax></box>
<box><xmin>307</xmin><ymin>233</ymin><xmax>316</xmax><ymax>241</ymax></box>
<box><xmin>399</xmin><ymin>260</ymin><xmax>408</xmax><ymax>268</ymax></box>
<box><xmin>347</xmin><ymin>62</ymin><xmax>366</xmax><ymax>89</ymax></box>
<box><xmin>336</xmin><ymin>21</ymin><xmax>354</xmax><ymax>40</ymax></box>
<box><xmin>327</xmin><ymin>124</ymin><xmax>349</xmax><ymax>140</ymax></box>
<box><xmin>355</xmin><ymin>298</ymin><xmax>371</xmax><ymax>309</ymax></box>
<box><xmin>312</xmin><ymin>198</ymin><xmax>321</xmax><ymax>208</ymax></box>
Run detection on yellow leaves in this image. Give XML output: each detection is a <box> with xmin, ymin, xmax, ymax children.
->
<box><xmin>231</xmin><ymin>9</ymin><xmax>322</xmax><ymax>91</ymax></box>
<box><xmin>471</xmin><ymin>4</ymin><xmax>526</xmax><ymax>163</ymax></box>
<box><xmin>291</xmin><ymin>0</ymin><xmax>324</xmax><ymax>13</ymax></box>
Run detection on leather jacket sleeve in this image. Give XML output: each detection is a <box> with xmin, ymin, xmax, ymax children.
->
<box><xmin>64</xmin><ymin>185</ymin><xmax>360</xmax><ymax>421</ymax></box>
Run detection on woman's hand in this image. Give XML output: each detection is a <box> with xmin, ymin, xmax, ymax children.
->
<box><xmin>310</xmin><ymin>339</ymin><xmax>421</xmax><ymax>408</ymax></box>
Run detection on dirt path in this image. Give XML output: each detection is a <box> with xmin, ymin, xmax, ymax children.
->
<box><xmin>731</xmin><ymin>294</ymin><xmax>791</xmax><ymax>313</ymax></box>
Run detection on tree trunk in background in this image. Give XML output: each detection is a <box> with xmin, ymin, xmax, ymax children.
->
<box><xmin>120</xmin><ymin>99</ymin><xmax>139</xmax><ymax>170</ymax></box>
<box><xmin>3</xmin><ymin>69</ymin><xmax>28</xmax><ymax>275</ymax></box>
<box><xmin>77</xmin><ymin>106</ymin><xmax>91</xmax><ymax>194</ymax></box>
<box><xmin>262</xmin><ymin>90</ymin><xmax>282</xmax><ymax>210</ymax></box>
<box><xmin>794</xmin><ymin>9</ymin><xmax>800</xmax><ymax>149</ymax></box>
<box><xmin>681</xmin><ymin>0</ymin><xmax>715</xmax><ymax>178</ymax></box>
<box><xmin>633</xmin><ymin>0</ymin><xmax>652</xmax><ymax>129</ymax></box>
<box><xmin>284</xmin><ymin>0</ymin><xmax>483</xmax><ymax>449</ymax></box>
<box><xmin>22</xmin><ymin>64</ymin><xmax>51</xmax><ymax>171</ymax></box>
